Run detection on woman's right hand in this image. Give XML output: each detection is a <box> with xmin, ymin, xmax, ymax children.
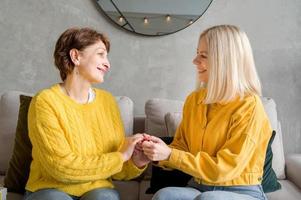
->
<box><xmin>119</xmin><ymin>134</ymin><xmax>144</xmax><ymax>162</ymax></box>
<box><xmin>141</xmin><ymin>135</ymin><xmax>172</xmax><ymax>161</ymax></box>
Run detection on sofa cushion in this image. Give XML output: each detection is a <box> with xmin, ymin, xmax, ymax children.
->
<box><xmin>272</xmin><ymin>122</ymin><xmax>286</xmax><ymax>179</ymax></box>
<box><xmin>262</xmin><ymin>98</ymin><xmax>285</xmax><ymax>179</ymax></box>
<box><xmin>261</xmin><ymin>131</ymin><xmax>281</xmax><ymax>192</ymax></box>
<box><xmin>4</xmin><ymin>95</ymin><xmax>32</xmax><ymax>194</ymax></box>
<box><xmin>116</xmin><ymin>96</ymin><xmax>134</xmax><ymax>136</ymax></box>
<box><xmin>165</xmin><ymin>112</ymin><xmax>182</xmax><ymax>137</ymax></box>
<box><xmin>266</xmin><ymin>180</ymin><xmax>301</xmax><ymax>200</ymax></box>
<box><xmin>145</xmin><ymin>98</ymin><xmax>183</xmax><ymax>137</ymax></box>
<box><xmin>113</xmin><ymin>180</ymin><xmax>139</xmax><ymax>200</ymax></box>
<box><xmin>0</xmin><ymin>91</ymin><xmax>31</xmax><ymax>174</ymax></box>
<box><xmin>139</xmin><ymin>180</ymin><xmax>153</xmax><ymax>200</ymax></box>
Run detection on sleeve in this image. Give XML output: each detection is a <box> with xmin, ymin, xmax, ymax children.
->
<box><xmin>107</xmin><ymin>95</ymin><xmax>146</xmax><ymax>180</ymax></box>
<box><xmin>161</xmin><ymin>98</ymin><xmax>266</xmax><ymax>183</ymax></box>
<box><xmin>28</xmin><ymin>95</ymin><xmax>124</xmax><ymax>183</ymax></box>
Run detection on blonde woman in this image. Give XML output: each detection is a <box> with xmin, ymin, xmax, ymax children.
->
<box><xmin>142</xmin><ymin>25</ymin><xmax>271</xmax><ymax>200</ymax></box>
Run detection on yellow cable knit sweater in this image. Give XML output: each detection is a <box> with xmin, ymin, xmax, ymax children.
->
<box><xmin>25</xmin><ymin>84</ymin><xmax>144</xmax><ymax>196</ymax></box>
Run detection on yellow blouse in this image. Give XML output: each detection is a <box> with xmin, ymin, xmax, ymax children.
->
<box><xmin>160</xmin><ymin>88</ymin><xmax>272</xmax><ymax>186</ymax></box>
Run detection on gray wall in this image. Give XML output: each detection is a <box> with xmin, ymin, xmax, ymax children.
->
<box><xmin>0</xmin><ymin>0</ymin><xmax>300</xmax><ymax>154</ymax></box>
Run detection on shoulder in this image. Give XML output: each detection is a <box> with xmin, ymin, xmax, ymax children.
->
<box><xmin>236</xmin><ymin>95</ymin><xmax>262</xmax><ymax>111</ymax></box>
<box><xmin>94</xmin><ymin>88</ymin><xmax>119</xmax><ymax>111</ymax></box>
<box><xmin>94</xmin><ymin>88</ymin><xmax>115</xmax><ymax>101</ymax></box>
<box><xmin>32</xmin><ymin>85</ymin><xmax>58</xmax><ymax>105</ymax></box>
<box><xmin>30</xmin><ymin>84</ymin><xmax>68</xmax><ymax>113</ymax></box>
<box><xmin>231</xmin><ymin>94</ymin><xmax>266</xmax><ymax>120</ymax></box>
<box><xmin>184</xmin><ymin>88</ymin><xmax>207</xmax><ymax>106</ymax></box>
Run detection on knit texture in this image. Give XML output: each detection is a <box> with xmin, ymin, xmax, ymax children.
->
<box><xmin>25</xmin><ymin>84</ymin><xmax>143</xmax><ymax>196</ymax></box>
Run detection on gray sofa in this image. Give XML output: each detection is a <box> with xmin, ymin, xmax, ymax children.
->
<box><xmin>0</xmin><ymin>91</ymin><xmax>301</xmax><ymax>200</ymax></box>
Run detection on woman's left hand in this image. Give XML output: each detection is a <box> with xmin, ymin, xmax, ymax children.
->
<box><xmin>131</xmin><ymin>148</ymin><xmax>150</xmax><ymax>168</ymax></box>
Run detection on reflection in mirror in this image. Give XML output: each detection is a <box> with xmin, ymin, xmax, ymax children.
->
<box><xmin>96</xmin><ymin>0</ymin><xmax>213</xmax><ymax>36</ymax></box>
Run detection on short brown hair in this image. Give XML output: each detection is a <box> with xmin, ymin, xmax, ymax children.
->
<box><xmin>53</xmin><ymin>27</ymin><xmax>110</xmax><ymax>81</ymax></box>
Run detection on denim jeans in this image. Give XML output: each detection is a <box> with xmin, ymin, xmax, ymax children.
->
<box><xmin>152</xmin><ymin>179</ymin><xmax>267</xmax><ymax>200</ymax></box>
<box><xmin>23</xmin><ymin>188</ymin><xmax>120</xmax><ymax>200</ymax></box>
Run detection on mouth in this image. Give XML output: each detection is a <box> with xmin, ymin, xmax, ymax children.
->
<box><xmin>198</xmin><ymin>69</ymin><xmax>207</xmax><ymax>74</ymax></box>
<box><xmin>97</xmin><ymin>67</ymin><xmax>108</xmax><ymax>73</ymax></box>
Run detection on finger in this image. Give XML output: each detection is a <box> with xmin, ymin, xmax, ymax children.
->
<box><xmin>149</xmin><ymin>136</ymin><xmax>163</xmax><ymax>143</ymax></box>
<box><xmin>135</xmin><ymin>144</ymin><xmax>143</xmax><ymax>151</ymax></box>
<box><xmin>142</xmin><ymin>133</ymin><xmax>152</xmax><ymax>138</ymax></box>
<box><xmin>143</xmin><ymin>151</ymin><xmax>154</xmax><ymax>160</ymax></box>
<box><xmin>141</xmin><ymin>141</ymin><xmax>154</xmax><ymax>148</ymax></box>
<box><xmin>133</xmin><ymin>134</ymin><xmax>144</xmax><ymax>141</ymax></box>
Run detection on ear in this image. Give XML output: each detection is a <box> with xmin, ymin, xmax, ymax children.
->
<box><xmin>69</xmin><ymin>48</ymin><xmax>80</xmax><ymax>66</ymax></box>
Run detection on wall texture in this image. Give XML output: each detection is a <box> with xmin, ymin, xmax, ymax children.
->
<box><xmin>0</xmin><ymin>0</ymin><xmax>300</xmax><ymax>154</ymax></box>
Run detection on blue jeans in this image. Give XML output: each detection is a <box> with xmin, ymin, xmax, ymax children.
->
<box><xmin>152</xmin><ymin>180</ymin><xmax>267</xmax><ymax>200</ymax></box>
<box><xmin>23</xmin><ymin>188</ymin><xmax>120</xmax><ymax>200</ymax></box>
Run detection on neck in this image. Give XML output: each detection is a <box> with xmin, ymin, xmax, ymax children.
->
<box><xmin>62</xmin><ymin>73</ymin><xmax>91</xmax><ymax>104</ymax></box>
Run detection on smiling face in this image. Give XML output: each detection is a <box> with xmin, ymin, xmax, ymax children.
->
<box><xmin>193</xmin><ymin>37</ymin><xmax>209</xmax><ymax>83</ymax></box>
<box><xmin>77</xmin><ymin>40</ymin><xmax>110</xmax><ymax>84</ymax></box>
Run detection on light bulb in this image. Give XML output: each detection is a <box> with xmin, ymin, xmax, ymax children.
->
<box><xmin>166</xmin><ymin>15</ymin><xmax>171</xmax><ymax>22</ymax></box>
<box><xmin>118</xmin><ymin>16</ymin><xmax>124</xmax><ymax>23</ymax></box>
<box><xmin>144</xmin><ymin>17</ymin><xmax>148</xmax><ymax>24</ymax></box>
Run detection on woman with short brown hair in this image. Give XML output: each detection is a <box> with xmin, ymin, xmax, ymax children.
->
<box><xmin>24</xmin><ymin>27</ymin><xmax>149</xmax><ymax>200</ymax></box>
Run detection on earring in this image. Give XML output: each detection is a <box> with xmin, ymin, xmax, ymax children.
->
<box><xmin>73</xmin><ymin>67</ymin><xmax>79</xmax><ymax>75</ymax></box>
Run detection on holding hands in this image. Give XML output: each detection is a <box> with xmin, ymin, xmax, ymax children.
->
<box><xmin>119</xmin><ymin>133</ymin><xmax>171</xmax><ymax>168</ymax></box>
<box><xmin>140</xmin><ymin>134</ymin><xmax>172</xmax><ymax>161</ymax></box>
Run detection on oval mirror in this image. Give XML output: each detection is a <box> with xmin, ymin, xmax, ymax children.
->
<box><xmin>96</xmin><ymin>0</ymin><xmax>213</xmax><ymax>36</ymax></box>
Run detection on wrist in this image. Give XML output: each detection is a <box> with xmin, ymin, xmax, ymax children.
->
<box><xmin>165</xmin><ymin>147</ymin><xmax>172</xmax><ymax>160</ymax></box>
<box><xmin>121</xmin><ymin>152</ymin><xmax>129</xmax><ymax>162</ymax></box>
<box><xmin>131</xmin><ymin>158</ymin><xmax>147</xmax><ymax>169</ymax></box>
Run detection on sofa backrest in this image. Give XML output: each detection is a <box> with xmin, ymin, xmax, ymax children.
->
<box><xmin>145</xmin><ymin>98</ymin><xmax>183</xmax><ymax>137</ymax></box>
<box><xmin>0</xmin><ymin>91</ymin><xmax>134</xmax><ymax>174</ymax></box>
<box><xmin>144</xmin><ymin>97</ymin><xmax>286</xmax><ymax>179</ymax></box>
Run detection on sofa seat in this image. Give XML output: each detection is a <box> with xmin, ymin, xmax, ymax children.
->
<box><xmin>266</xmin><ymin>180</ymin><xmax>301</xmax><ymax>199</ymax></box>
<box><xmin>2</xmin><ymin>176</ymin><xmax>301</xmax><ymax>200</ymax></box>
<box><xmin>0</xmin><ymin>176</ymin><xmax>141</xmax><ymax>200</ymax></box>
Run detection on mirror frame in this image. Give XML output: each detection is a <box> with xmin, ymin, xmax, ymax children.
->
<box><xmin>95</xmin><ymin>0</ymin><xmax>213</xmax><ymax>36</ymax></box>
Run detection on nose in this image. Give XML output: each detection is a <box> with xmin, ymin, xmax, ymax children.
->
<box><xmin>193</xmin><ymin>55</ymin><xmax>201</xmax><ymax>66</ymax></box>
<box><xmin>103</xmin><ymin>57</ymin><xmax>111</xmax><ymax>69</ymax></box>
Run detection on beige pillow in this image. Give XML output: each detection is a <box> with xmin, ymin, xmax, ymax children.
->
<box><xmin>164</xmin><ymin>112</ymin><xmax>182</xmax><ymax>136</ymax></box>
<box><xmin>145</xmin><ymin>98</ymin><xmax>183</xmax><ymax>137</ymax></box>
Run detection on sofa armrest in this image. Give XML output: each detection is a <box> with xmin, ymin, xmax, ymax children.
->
<box><xmin>286</xmin><ymin>154</ymin><xmax>301</xmax><ymax>189</ymax></box>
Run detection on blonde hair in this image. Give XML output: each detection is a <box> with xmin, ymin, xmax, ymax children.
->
<box><xmin>196</xmin><ymin>25</ymin><xmax>261</xmax><ymax>104</ymax></box>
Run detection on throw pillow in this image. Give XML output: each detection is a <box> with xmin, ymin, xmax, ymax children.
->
<box><xmin>262</xmin><ymin>130</ymin><xmax>281</xmax><ymax>193</ymax></box>
<box><xmin>146</xmin><ymin>137</ymin><xmax>192</xmax><ymax>194</ymax></box>
<box><xmin>4</xmin><ymin>95</ymin><xmax>32</xmax><ymax>194</ymax></box>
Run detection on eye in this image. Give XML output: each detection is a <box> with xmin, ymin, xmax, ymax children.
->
<box><xmin>200</xmin><ymin>54</ymin><xmax>207</xmax><ymax>59</ymax></box>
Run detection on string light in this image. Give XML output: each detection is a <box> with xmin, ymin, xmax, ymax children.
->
<box><xmin>143</xmin><ymin>17</ymin><xmax>149</xmax><ymax>24</ymax></box>
<box><xmin>166</xmin><ymin>14</ymin><xmax>171</xmax><ymax>22</ymax></box>
<box><xmin>118</xmin><ymin>16</ymin><xmax>124</xmax><ymax>23</ymax></box>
